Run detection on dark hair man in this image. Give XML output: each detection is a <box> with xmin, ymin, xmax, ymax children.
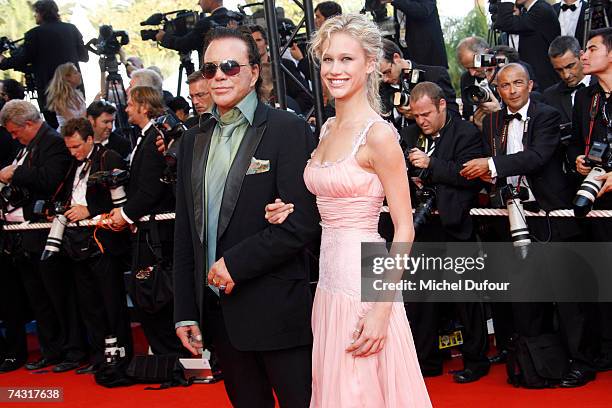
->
<box><xmin>173</xmin><ymin>27</ymin><xmax>319</xmax><ymax>407</ymax></box>
<box><xmin>86</xmin><ymin>101</ymin><xmax>131</xmax><ymax>160</ymax></box>
<box><xmin>493</xmin><ymin>0</ymin><xmax>561</xmax><ymax>89</ymax></box>
<box><xmin>109</xmin><ymin>86</ymin><xmax>183</xmax><ymax>356</ymax></box>
<box><xmin>400</xmin><ymin>82</ymin><xmax>489</xmax><ymax>383</ymax></box>
<box><xmin>0</xmin><ymin>0</ymin><xmax>88</xmax><ymax>129</ymax></box>
<box><xmin>380</xmin><ymin>39</ymin><xmax>458</xmax><ymax>127</ymax></box>
<box><xmin>314</xmin><ymin>1</ymin><xmax>342</xmax><ymax>29</ymax></box>
<box><xmin>0</xmin><ymin>100</ymin><xmax>72</xmax><ymax>372</ymax></box>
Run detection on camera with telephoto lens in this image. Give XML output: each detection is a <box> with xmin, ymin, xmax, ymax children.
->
<box><xmin>33</xmin><ymin>200</ymin><xmax>69</xmax><ymax>261</ymax></box>
<box><xmin>473</xmin><ymin>53</ymin><xmax>508</xmax><ymax>69</ymax></box>
<box><xmin>393</xmin><ymin>68</ymin><xmax>425</xmax><ymax>108</ymax></box>
<box><xmin>0</xmin><ymin>184</ymin><xmax>30</xmax><ymax>210</ymax></box>
<box><xmin>413</xmin><ymin>187</ymin><xmax>436</xmax><ymax>234</ymax></box>
<box><xmin>464</xmin><ymin>78</ymin><xmax>497</xmax><ymax>105</ymax></box>
<box><xmin>153</xmin><ymin>114</ymin><xmax>187</xmax><ymax>184</ymax></box>
<box><xmin>490</xmin><ymin>185</ymin><xmax>531</xmax><ymax>250</ymax></box>
<box><xmin>104</xmin><ymin>335</ymin><xmax>126</xmax><ymax>366</ymax></box>
<box><xmin>573</xmin><ymin>139</ymin><xmax>612</xmax><ymax>217</ymax></box>
<box><xmin>87</xmin><ymin>169</ymin><xmax>129</xmax><ymax>206</ymax></box>
<box><xmin>140</xmin><ymin>10</ymin><xmax>200</xmax><ymax>42</ymax></box>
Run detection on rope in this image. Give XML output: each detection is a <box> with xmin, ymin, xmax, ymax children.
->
<box><xmin>3</xmin><ymin>209</ymin><xmax>612</xmax><ymax>232</ymax></box>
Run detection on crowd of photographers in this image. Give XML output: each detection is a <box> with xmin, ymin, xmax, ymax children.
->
<box><xmin>1</xmin><ymin>0</ymin><xmax>612</xmax><ymax>392</ymax></box>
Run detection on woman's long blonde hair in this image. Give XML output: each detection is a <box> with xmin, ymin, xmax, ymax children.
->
<box><xmin>45</xmin><ymin>62</ymin><xmax>84</xmax><ymax>116</ymax></box>
<box><xmin>309</xmin><ymin>13</ymin><xmax>383</xmax><ymax>113</ymax></box>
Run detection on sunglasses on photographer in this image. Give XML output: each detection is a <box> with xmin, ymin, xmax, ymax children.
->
<box><xmin>202</xmin><ymin>60</ymin><xmax>252</xmax><ymax>79</ymax></box>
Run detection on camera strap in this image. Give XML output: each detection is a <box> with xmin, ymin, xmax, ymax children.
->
<box><xmin>585</xmin><ymin>92</ymin><xmax>601</xmax><ymax>155</ymax></box>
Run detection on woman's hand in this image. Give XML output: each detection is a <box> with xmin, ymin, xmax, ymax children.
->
<box><xmin>346</xmin><ymin>304</ymin><xmax>392</xmax><ymax>357</ymax></box>
<box><xmin>264</xmin><ymin>198</ymin><xmax>294</xmax><ymax>224</ymax></box>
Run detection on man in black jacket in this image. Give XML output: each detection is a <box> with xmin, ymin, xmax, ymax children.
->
<box><xmin>0</xmin><ymin>100</ymin><xmax>72</xmax><ymax>372</ymax></box>
<box><xmin>553</xmin><ymin>1</ymin><xmax>587</xmax><ymax>47</ymax></box>
<box><xmin>494</xmin><ymin>0</ymin><xmax>561</xmax><ymax>90</ymax></box>
<box><xmin>109</xmin><ymin>86</ymin><xmax>183</xmax><ymax>356</ymax></box>
<box><xmin>54</xmin><ymin>118</ymin><xmax>132</xmax><ymax>374</ymax></box>
<box><xmin>0</xmin><ymin>0</ymin><xmax>88</xmax><ymax>129</ymax></box>
<box><xmin>380</xmin><ymin>39</ymin><xmax>458</xmax><ymax>128</ymax></box>
<box><xmin>400</xmin><ymin>82</ymin><xmax>490</xmax><ymax>383</ymax></box>
<box><xmin>86</xmin><ymin>101</ymin><xmax>131</xmax><ymax>160</ymax></box>
<box><xmin>383</xmin><ymin>0</ymin><xmax>448</xmax><ymax>67</ymax></box>
<box><xmin>173</xmin><ymin>28</ymin><xmax>319</xmax><ymax>407</ymax></box>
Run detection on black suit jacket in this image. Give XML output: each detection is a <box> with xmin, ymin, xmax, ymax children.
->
<box><xmin>0</xmin><ymin>21</ymin><xmax>88</xmax><ymax>106</ymax></box>
<box><xmin>482</xmin><ymin>100</ymin><xmax>574</xmax><ymax>211</ymax></box>
<box><xmin>102</xmin><ymin>131</ymin><xmax>131</xmax><ymax>161</ymax></box>
<box><xmin>122</xmin><ymin>124</ymin><xmax>174</xmax><ymax>221</ymax></box>
<box><xmin>392</xmin><ymin>0</ymin><xmax>448</xmax><ymax>67</ymax></box>
<box><xmin>401</xmin><ymin>116</ymin><xmax>485</xmax><ymax>240</ymax></box>
<box><xmin>553</xmin><ymin>1</ymin><xmax>587</xmax><ymax>47</ymax></box>
<box><xmin>494</xmin><ymin>0</ymin><xmax>561</xmax><ymax>90</ymax></box>
<box><xmin>173</xmin><ymin>102</ymin><xmax>320</xmax><ymax>351</ymax></box>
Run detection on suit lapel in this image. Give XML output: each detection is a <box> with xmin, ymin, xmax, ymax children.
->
<box><xmin>524</xmin><ymin>101</ymin><xmax>537</xmax><ymax>146</ymax></box>
<box><xmin>217</xmin><ymin>103</ymin><xmax>268</xmax><ymax>240</ymax></box>
<box><xmin>559</xmin><ymin>83</ymin><xmax>573</xmax><ymax>121</ymax></box>
<box><xmin>192</xmin><ymin>117</ymin><xmax>216</xmax><ymax>243</ymax></box>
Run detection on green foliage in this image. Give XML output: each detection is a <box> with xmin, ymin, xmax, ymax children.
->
<box><xmin>442</xmin><ymin>5</ymin><xmax>489</xmax><ymax>94</ymax></box>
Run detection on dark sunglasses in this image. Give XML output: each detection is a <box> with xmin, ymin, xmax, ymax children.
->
<box><xmin>202</xmin><ymin>60</ymin><xmax>252</xmax><ymax>79</ymax></box>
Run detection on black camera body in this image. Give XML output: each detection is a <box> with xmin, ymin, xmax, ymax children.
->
<box><xmin>140</xmin><ymin>10</ymin><xmax>199</xmax><ymax>42</ymax></box>
<box><xmin>153</xmin><ymin>114</ymin><xmax>187</xmax><ymax>184</ymax></box>
<box><xmin>0</xmin><ymin>36</ymin><xmax>19</xmax><ymax>55</ymax></box>
<box><xmin>361</xmin><ymin>0</ymin><xmax>388</xmax><ymax>23</ymax></box>
<box><xmin>96</xmin><ymin>25</ymin><xmax>129</xmax><ymax>57</ymax></box>
<box><xmin>489</xmin><ymin>185</ymin><xmax>529</xmax><ymax>209</ymax></box>
<box><xmin>473</xmin><ymin>53</ymin><xmax>507</xmax><ymax>68</ymax></box>
<box><xmin>584</xmin><ymin>139</ymin><xmax>612</xmax><ymax>170</ymax></box>
<box><xmin>463</xmin><ymin>79</ymin><xmax>497</xmax><ymax>105</ymax></box>
<box><xmin>33</xmin><ymin>200</ymin><xmax>68</xmax><ymax>217</ymax></box>
<box><xmin>393</xmin><ymin>68</ymin><xmax>425</xmax><ymax>108</ymax></box>
<box><xmin>0</xmin><ymin>184</ymin><xmax>30</xmax><ymax>210</ymax></box>
<box><xmin>87</xmin><ymin>169</ymin><xmax>130</xmax><ymax>190</ymax></box>
<box><xmin>413</xmin><ymin>186</ymin><xmax>436</xmax><ymax>233</ymax></box>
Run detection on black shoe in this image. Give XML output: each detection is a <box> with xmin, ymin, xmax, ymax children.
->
<box><xmin>489</xmin><ymin>350</ymin><xmax>509</xmax><ymax>365</ymax></box>
<box><xmin>559</xmin><ymin>369</ymin><xmax>596</xmax><ymax>388</ymax></box>
<box><xmin>0</xmin><ymin>358</ymin><xmax>25</xmax><ymax>373</ymax></box>
<box><xmin>52</xmin><ymin>361</ymin><xmax>81</xmax><ymax>373</ymax></box>
<box><xmin>25</xmin><ymin>357</ymin><xmax>61</xmax><ymax>371</ymax></box>
<box><xmin>75</xmin><ymin>364</ymin><xmax>99</xmax><ymax>375</ymax></box>
<box><xmin>453</xmin><ymin>368</ymin><xmax>487</xmax><ymax>384</ymax></box>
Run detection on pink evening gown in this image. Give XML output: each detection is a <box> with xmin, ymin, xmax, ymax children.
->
<box><xmin>304</xmin><ymin>117</ymin><xmax>432</xmax><ymax>408</ymax></box>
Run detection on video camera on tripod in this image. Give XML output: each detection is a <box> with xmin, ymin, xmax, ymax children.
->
<box><xmin>86</xmin><ymin>25</ymin><xmax>129</xmax><ymax>74</ymax></box>
<box><xmin>584</xmin><ymin>0</ymin><xmax>611</xmax><ymax>46</ymax></box>
<box><xmin>0</xmin><ymin>36</ymin><xmax>37</xmax><ymax>98</ymax></box>
<box><xmin>140</xmin><ymin>10</ymin><xmax>200</xmax><ymax>42</ymax></box>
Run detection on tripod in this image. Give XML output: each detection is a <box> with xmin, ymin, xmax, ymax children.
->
<box><xmin>101</xmin><ymin>55</ymin><xmax>131</xmax><ymax>147</ymax></box>
<box><xmin>176</xmin><ymin>51</ymin><xmax>195</xmax><ymax>96</ymax></box>
<box><xmin>583</xmin><ymin>0</ymin><xmax>611</xmax><ymax>46</ymax></box>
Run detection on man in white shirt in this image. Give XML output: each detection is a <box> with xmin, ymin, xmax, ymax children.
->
<box><xmin>553</xmin><ymin>0</ymin><xmax>586</xmax><ymax>47</ymax></box>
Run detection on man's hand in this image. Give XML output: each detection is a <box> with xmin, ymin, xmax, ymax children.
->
<box><xmin>596</xmin><ymin>171</ymin><xmax>612</xmax><ymax>197</ymax></box>
<box><xmin>576</xmin><ymin>155</ymin><xmax>592</xmax><ymax>176</ymax></box>
<box><xmin>109</xmin><ymin>207</ymin><xmax>128</xmax><ymax>228</ymax></box>
<box><xmin>265</xmin><ymin>198</ymin><xmax>294</xmax><ymax>224</ymax></box>
<box><xmin>64</xmin><ymin>205</ymin><xmax>90</xmax><ymax>222</ymax></box>
<box><xmin>0</xmin><ymin>164</ymin><xmax>17</xmax><ymax>184</ymax></box>
<box><xmin>290</xmin><ymin>43</ymin><xmax>304</xmax><ymax>61</ymax></box>
<box><xmin>408</xmin><ymin>148</ymin><xmax>430</xmax><ymax>169</ymax></box>
<box><xmin>461</xmin><ymin>158</ymin><xmax>491</xmax><ymax>180</ymax></box>
<box><xmin>396</xmin><ymin>104</ymin><xmax>413</xmax><ymax>120</ymax></box>
<box><xmin>207</xmin><ymin>257</ymin><xmax>235</xmax><ymax>295</ymax></box>
<box><xmin>155</xmin><ymin>135</ymin><xmax>167</xmax><ymax>154</ymax></box>
<box><xmin>176</xmin><ymin>325</ymin><xmax>203</xmax><ymax>356</ymax></box>
<box><xmin>155</xmin><ymin>30</ymin><xmax>165</xmax><ymax>42</ymax></box>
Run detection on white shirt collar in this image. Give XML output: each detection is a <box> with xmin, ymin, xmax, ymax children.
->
<box><xmin>579</xmin><ymin>75</ymin><xmax>591</xmax><ymax>87</ymax></box>
<box><xmin>507</xmin><ymin>99</ymin><xmax>530</xmax><ymax>120</ymax></box>
<box><xmin>141</xmin><ymin>120</ymin><xmax>154</xmax><ymax>136</ymax></box>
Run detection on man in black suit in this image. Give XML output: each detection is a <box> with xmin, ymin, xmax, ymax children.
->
<box><xmin>109</xmin><ymin>86</ymin><xmax>183</xmax><ymax>356</ymax></box>
<box><xmin>554</xmin><ymin>1</ymin><xmax>587</xmax><ymax>47</ymax></box>
<box><xmin>494</xmin><ymin>0</ymin><xmax>561</xmax><ymax>90</ymax></box>
<box><xmin>173</xmin><ymin>28</ymin><xmax>319</xmax><ymax>407</ymax></box>
<box><xmin>380</xmin><ymin>39</ymin><xmax>458</xmax><ymax>128</ymax></box>
<box><xmin>567</xmin><ymin>28</ymin><xmax>612</xmax><ymax>383</ymax></box>
<box><xmin>53</xmin><ymin>118</ymin><xmax>132</xmax><ymax>374</ymax></box>
<box><xmin>0</xmin><ymin>100</ymin><xmax>72</xmax><ymax>372</ymax></box>
<box><xmin>383</xmin><ymin>0</ymin><xmax>448</xmax><ymax>67</ymax></box>
<box><xmin>86</xmin><ymin>101</ymin><xmax>131</xmax><ymax>160</ymax></box>
<box><xmin>400</xmin><ymin>82</ymin><xmax>489</xmax><ymax>383</ymax></box>
<box><xmin>0</xmin><ymin>0</ymin><xmax>88</xmax><ymax>129</ymax></box>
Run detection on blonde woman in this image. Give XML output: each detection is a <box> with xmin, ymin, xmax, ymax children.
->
<box><xmin>45</xmin><ymin>62</ymin><xmax>86</xmax><ymax>130</ymax></box>
<box><xmin>266</xmin><ymin>14</ymin><xmax>431</xmax><ymax>408</ymax></box>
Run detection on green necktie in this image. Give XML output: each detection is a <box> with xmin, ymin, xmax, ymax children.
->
<box><xmin>206</xmin><ymin>108</ymin><xmax>247</xmax><ymax>295</ymax></box>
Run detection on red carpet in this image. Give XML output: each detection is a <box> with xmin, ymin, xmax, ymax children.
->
<box><xmin>1</xmin><ymin>326</ymin><xmax>611</xmax><ymax>407</ymax></box>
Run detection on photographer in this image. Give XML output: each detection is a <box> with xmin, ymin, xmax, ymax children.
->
<box><xmin>155</xmin><ymin>0</ymin><xmax>237</xmax><ymax>62</ymax></box>
<box><xmin>41</xmin><ymin>118</ymin><xmax>132</xmax><ymax>374</ymax></box>
<box><xmin>0</xmin><ymin>0</ymin><xmax>88</xmax><ymax>129</ymax></box>
<box><xmin>493</xmin><ymin>0</ymin><xmax>561</xmax><ymax>90</ymax></box>
<box><xmin>382</xmin><ymin>0</ymin><xmax>448</xmax><ymax>67</ymax></box>
<box><xmin>86</xmin><ymin>101</ymin><xmax>131</xmax><ymax>160</ymax></box>
<box><xmin>379</xmin><ymin>39</ymin><xmax>458</xmax><ymax>128</ymax></box>
<box><xmin>400</xmin><ymin>82</ymin><xmax>489</xmax><ymax>383</ymax></box>
<box><xmin>187</xmin><ymin>70</ymin><xmax>213</xmax><ymax>123</ymax></box>
<box><xmin>0</xmin><ymin>100</ymin><xmax>74</xmax><ymax>372</ymax></box>
<box><xmin>0</xmin><ymin>79</ymin><xmax>25</xmax><ymax>168</ymax></box>
<box><xmin>109</xmin><ymin>86</ymin><xmax>183</xmax><ymax>356</ymax></box>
